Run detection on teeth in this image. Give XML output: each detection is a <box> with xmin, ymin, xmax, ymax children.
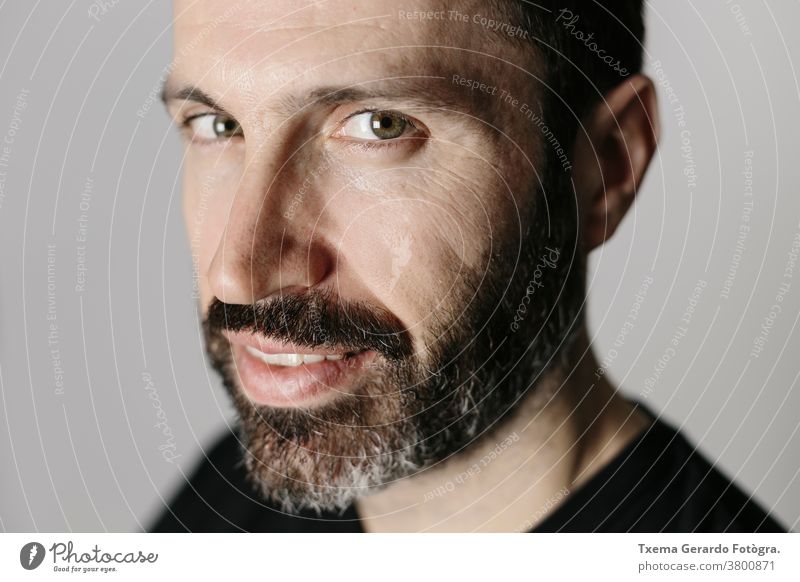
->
<box><xmin>245</xmin><ymin>346</ymin><xmax>346</xmax><ymax>367</ymax></box>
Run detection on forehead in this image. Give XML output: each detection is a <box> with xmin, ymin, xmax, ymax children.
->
<box><xmin>170</xmin><ymin>0</ymin><xmax>536</xmax><ymax>100</ymax></box>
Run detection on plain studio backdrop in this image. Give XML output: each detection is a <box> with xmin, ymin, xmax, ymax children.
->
<box><xmin>0</xmin><ymin>1</ymin><xmax>798</xmax><ymax>532</ymax></box>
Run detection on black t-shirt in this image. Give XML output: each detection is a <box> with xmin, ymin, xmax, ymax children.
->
<box><xmin>150</xmin><ymin>403</ymin><xmax>787</xmax><ymax>533</ymax></box>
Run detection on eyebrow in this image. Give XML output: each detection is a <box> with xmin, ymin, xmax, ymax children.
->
<box><xmin>161</xmin><ymin>76</ymin><xmax>486</xmax><ymax>117</ymax></box>
<box><xmin>161</xmin><ymin>85</ymin><xmax>231</xmax><ymax>114</ymax></box>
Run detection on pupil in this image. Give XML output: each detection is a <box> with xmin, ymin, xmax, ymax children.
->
<box><xmin>370</xmin><ymin>111</ymin><xmax>406</xmax><ymax>139</ymax></box>
<box><xmin>215</xmin><ymin>117</ymin><xmax>234</xmax><ymax>135</ymax></box>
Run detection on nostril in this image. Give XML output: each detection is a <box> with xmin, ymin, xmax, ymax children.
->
<box><xmin>207</xmin><ymin>253</ymin><xmax>261</xmax><ymax>305</ymax></box>
<box><xmin>302</xmin><ymin>244</ymin><xmax>334</xmax><ymax>288</ymax></box>
<box><xmin>207</xmin><ymin>235</ymin><xmax>335</xmax><ymax>305</ymax></box>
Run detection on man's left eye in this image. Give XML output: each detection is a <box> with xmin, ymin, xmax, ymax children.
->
<box><xmin>335</xmin><ymin>110</ymin><xmax>417</xmax><ymax>141</ymax></box>
<box><xmin>184</xmin><ymin>113</ymin><xmax>243</xmax><ymax>141</ymax></box>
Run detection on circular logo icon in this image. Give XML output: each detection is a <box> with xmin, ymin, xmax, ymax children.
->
<box><xmin>20</xmin><ymin>542</ymin><xmax>46</xmax><ymax>570</ymax></box>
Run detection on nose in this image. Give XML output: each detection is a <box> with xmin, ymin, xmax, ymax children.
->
<box><xmin>206</xmin><ymin>162</ymin><xmax>334</xmax><ymax>305</ymax></box>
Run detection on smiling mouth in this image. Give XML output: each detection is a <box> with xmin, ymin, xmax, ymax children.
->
<box><xmin>223</xmin><ymin>331</ymin><xmax>375</xmax><ymax>408</ymax></box>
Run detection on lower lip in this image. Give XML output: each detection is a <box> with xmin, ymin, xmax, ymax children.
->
<box><xmin>232</xmin><ymin>344</ymin><xmax>375</xmax><ymax>408</ymax></box>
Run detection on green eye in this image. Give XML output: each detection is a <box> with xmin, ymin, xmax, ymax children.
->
<box><xmin>336</xmin><ymin>110</ymin><xmax>415</xmax><ymax>142</ymax></box>
<box><xmin>212</xmin><ymin>115</ymin><xmax>242</xmax><ymax>138</ymax></box>
<box><xmin>369</xmin><ymin>112</ymin><xmax>407</xmax><ymax>140</ymax></box>
<box><xmin>185</xmin><ymin>113</ymin><xmax>243</xmax><ymax>142</ymax></box>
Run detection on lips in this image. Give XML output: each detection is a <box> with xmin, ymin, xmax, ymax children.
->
<box><xmin>223</xmin><ymin>331</ymin><xmax>375</xmax><ymax>408</ymax></box>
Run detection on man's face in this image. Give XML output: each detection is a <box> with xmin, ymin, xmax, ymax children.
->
<box><xmin>168</xmin><ymin>0</ymin><xmax>582</xmax><ymax>512</ymax></box>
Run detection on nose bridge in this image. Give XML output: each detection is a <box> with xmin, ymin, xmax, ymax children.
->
<box><xmin>207</xmin><ymin>138</ymin><xmax>333</xmax><ymax>305</ymax></box>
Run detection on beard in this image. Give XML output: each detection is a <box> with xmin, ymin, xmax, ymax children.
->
<box><xmin>202</xmin><ymin>174</ymin><xmax>585</xmax><ymax>514</ymax></box>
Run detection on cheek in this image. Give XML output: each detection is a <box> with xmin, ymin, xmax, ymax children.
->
<box><xmin>326</xmin><ymin>166</ymin><xmax>499</xmax><ymax>334</ymax></box>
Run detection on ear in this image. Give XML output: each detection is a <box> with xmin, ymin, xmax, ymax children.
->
<box><xmin>572</xmin><ymin>74</ymin><xmax>660</xmax><ymax>251</ymax></box>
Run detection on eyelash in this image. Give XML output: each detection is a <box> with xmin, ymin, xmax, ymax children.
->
<box><xmin>333</xmin><ymin>108</ymin><xmax>427</xmax><ymax>151</ymax></box>
<box><xmin>178</xmin><ymin>112</ymin><xmax>234</xmax><ymax>145</ymax></box>
<box><xmin>341</xmin><ymin>107</ymin><xmax>418</xmax><ymax>129</ymax></box>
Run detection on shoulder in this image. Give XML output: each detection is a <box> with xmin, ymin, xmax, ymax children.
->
<box><xmin>535</xmin><ymin>406</ymin><xmax>787</xmax><ymax>533</ymax></box>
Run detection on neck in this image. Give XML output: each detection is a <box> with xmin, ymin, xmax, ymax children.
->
<box><xmin>355</xmin><ymin>326</ymin><xmax>650</xmax><ymax>532</ymax></box>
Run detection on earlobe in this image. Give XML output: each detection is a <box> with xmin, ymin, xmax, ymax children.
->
<box><xmin>574</xmin><ymin>74</ymin><xmax>660</xmax><ymax>251</ymax></box>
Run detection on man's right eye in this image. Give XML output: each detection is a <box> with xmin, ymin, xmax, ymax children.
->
<box><xmin>182</xmin><ymin>113</ymin><xmax>243</xmax><ymax>142</ymax></box>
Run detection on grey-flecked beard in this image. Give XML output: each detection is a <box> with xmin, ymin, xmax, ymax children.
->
<box><xmin>203</xmin><ymin>186</ymin><xmax>584</xmax><ymax>515</ymax></box>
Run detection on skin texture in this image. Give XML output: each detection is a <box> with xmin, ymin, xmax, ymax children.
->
<box><xmin>166</xmin><ymin>0</ymin><xmax>659</xmax><ymax>531</ymax></box>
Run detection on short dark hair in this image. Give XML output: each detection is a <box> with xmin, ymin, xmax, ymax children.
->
<box><xmin>493</xmin><ymin>2</ymin><xmax>646</xmax><ymax>345</ymax></box>
<box><xmin>503</xmin><ymin>1</ymin><xmax>646</xmax><ymax>153</ymax></box>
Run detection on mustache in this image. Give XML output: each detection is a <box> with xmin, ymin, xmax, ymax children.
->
<box><xmin>203</xmin><ymin>289</ymin><xmax>413</xmax><ymax>361</ymax></box>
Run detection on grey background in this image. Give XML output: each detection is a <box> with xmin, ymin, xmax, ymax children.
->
<box><xmin>0</xmin><ymin>1</ymin><xmax>798</xmax><ymax>532</ymax></box>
